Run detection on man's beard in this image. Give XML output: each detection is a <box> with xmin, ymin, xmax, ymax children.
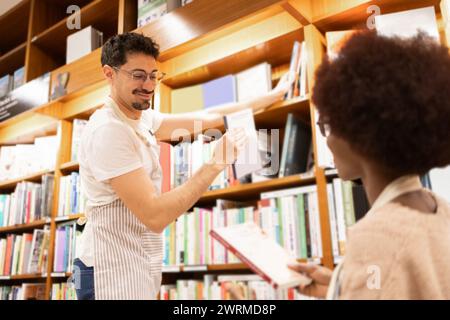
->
<box><xmin>131</xmin><ymin>88</ymin><xmax>153</xmax><ymax>110</ymax></box>
<box><xmin>131</xmin><ymin>101</ymin><xmax>151</xmax><ymax>110</ymax></box>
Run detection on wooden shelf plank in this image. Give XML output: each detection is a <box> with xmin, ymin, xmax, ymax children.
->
<box><xmin>313</xmin><ymin>0</ymin><xmax>442</xmax><ymax>32</ymax></box>
<box><xmin>54</xmin><ymin>214</ymin><xmax>85</xmax><ymax>223</ymax></box>
<box><xmin>198</xmin><ymin>171</ymin><xmax>315</xmax><ymax>204</ymax></box>
<box><xmin>0</xmin><ymin>274</ymin><xmax>45</xmax><ymax>281</ymax></box>
<box><xmin>161</xmin><ymin>12</ymin><xmax>303</xmax><ymax>89</ymax></box>
<box><xmin>162</xmin><ymin>258</ymin><xmax>320</xmax><ymax>274</ymax></box>
<box><xmin>0</xmin><ymin>169</ymin><xmax>54</xmax><ymax>191</ymax></box>
<box><xmin>254</xmin><ymin>95</ymin><xmax>310</xmax><ymax>128</ymax></box>
<box><xmin>0</xmin><ymin>220</ymin><xmax>47</xmax><ymax>235</ymax></box>
<box><xmin>137</xmin><ymin>0</ymin><xmax>287</xmax><ymax>61</ymax></box>
<box><xmin>60</xmin><ymin>161</ymin><xmax>80</xmax><ymax>174</ymax></box>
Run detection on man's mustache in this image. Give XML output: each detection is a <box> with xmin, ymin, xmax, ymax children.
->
<box><xmin>132</xmin><ymin>89</ymin><xmax>154</xmax><ymax>95</ymax></box>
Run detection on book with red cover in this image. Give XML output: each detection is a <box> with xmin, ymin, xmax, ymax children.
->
<box><xmin>158</xmin><ymin>142</ymin><xmax>172</xmax><ymax>193</ymax></box>
<box><xmin>210</xmin><ymin>222</ymin><xmax>311</xmax><ymax>289</ymax></box>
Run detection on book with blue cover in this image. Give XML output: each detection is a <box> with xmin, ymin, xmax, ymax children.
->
<box><xmin>202</xmin><ymin>75</ymin><xmax>237</xmax><ymax>109</ymax></box>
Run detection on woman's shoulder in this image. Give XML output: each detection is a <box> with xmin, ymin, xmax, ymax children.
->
<box><xmin>347</xmin><ymin>191</ymin><xmax>450</xmax><ymax>253</ymax></box>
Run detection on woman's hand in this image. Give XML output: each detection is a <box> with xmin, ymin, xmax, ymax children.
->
<box><xmin>288</xmin><ymin>262</ymin><xmax>333</xmax><ymax>298</ymax></box>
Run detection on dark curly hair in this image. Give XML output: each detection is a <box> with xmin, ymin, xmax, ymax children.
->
<box><xmin>101</xmin><ymin>32</ymin><xmax>160</xmax><ymax>67</ymax></box>
<box><xmin>312</xmin><ymin>31</ymin><xmax>450</xmax><ymax>175</ymax></box>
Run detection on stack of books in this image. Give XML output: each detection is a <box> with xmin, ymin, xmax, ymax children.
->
<box><xmin>160</xmin><ymin>274</ymin><xmax>316</xmax><ymax>300</ymax></box>
<box><xmin>0</xmin><ymin>228</ymin><xmax>50</xmax><ymax>276</ymax></box>
<box><xmin>0</xmin><ymin>174</ymin><xmax>54</xmax><ymax>227</ymax></box>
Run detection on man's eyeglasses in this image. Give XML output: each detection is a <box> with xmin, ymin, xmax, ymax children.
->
<box><xmin>317</xmin><ymin>120</ymin><xmax>331</xmax><ymax>137</ymax></box>
<box><xmin>112</xmin><ymin>66</ymin><xmax>166</xmax><ymax>84</ymax></box>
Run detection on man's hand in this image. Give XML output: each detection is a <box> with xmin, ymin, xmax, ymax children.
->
<box><xmin>209</xmin><ymin>128</ymin><xmax>248</xmax><ymax>169</ymax></box>
<box><xmin>272</xmin><ymin>71</ymin><xmax>296</xmax><ymax>98</ymax></box>
<box><xmin>288</xmin><ymin>262</ymin><xmax>333</xmax><ymax>298</ymax></box>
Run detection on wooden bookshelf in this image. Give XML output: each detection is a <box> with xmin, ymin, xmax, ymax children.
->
<box><xmin>0</xmin><ymin>0</ymin><xmax>30</xmax><ymax>55</ymax></box>
<box><xmin>0</xmin><ymin>0</ymin><xmax>448</xmax><ymax>300</ymax></box>
<box><xmin>0</xmin><ymin>169</ymin><xmax>54</xmax><ymax>191</ymax></box>
<box><xmin>312</xmin><ymin>0</ymin><xmax>442</xmax><ymax>32</ymax></box>
<box><xmin>0</xmin><ymin>42</ymin><xmax>27</xmax><ymax>78</ymax></box>
<box><xmin>31</xmin><ymin>0</ymin><xmax>120</xmax><ymax>59</ymax></box>
<box><xmin>0</xmin><ymin>219</ymin><xmax>47</xmax><ymax>235</ymax></box>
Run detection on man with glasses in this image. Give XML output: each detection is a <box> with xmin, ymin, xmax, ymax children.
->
<box><xmin>73</xmin><ymin>32</ymin><xmax>293</xmax><ymax>300</ymax></box>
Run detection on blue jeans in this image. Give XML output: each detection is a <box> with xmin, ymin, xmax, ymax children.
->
<box><xmin>72</xmin><ymin>258</ymin><xmax>95</xmax><ymax>300</ymax></box>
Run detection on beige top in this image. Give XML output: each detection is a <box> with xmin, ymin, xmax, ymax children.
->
<box><xmin>328</xmin><ymin>175</ymin><xmax>450</xmax><ymax>299</ymax></box>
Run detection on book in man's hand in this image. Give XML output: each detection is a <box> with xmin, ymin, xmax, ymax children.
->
<box><xmin>223</xmin><ymin>109</ymin><xmax>263</xmax><ymax>179</ymax></box>
<box><xmin>210</xmin><ymin>222</ymin><xmax>312</xmax><ymax>289</ymax></box>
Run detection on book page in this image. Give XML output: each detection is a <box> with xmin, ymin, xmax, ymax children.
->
<box><xmin>212</xmin><ymin>222</ymin><xmax>312</xmax><ymax>289</ymax></box>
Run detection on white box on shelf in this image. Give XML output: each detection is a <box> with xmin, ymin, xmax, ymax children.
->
<box><xmin>66</xmin><ymin>26</ymin><xmax>103</xmax><ymax>64</ymax></box>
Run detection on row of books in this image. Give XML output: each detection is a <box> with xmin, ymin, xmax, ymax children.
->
<box><xmin>159</xmin><ymin>112</ymin><xmax>313</xmax><ymax>193</ymax></box>
<box><xmin>0</xmin><ymin>174</ymin><xmax>54</xmax><ymax>227</ymax></box>
<box><xmin>0</xmin><ymin>283</ymin><xmax>46</xmax><ymax>300</ymax></box>
<box><xmin>285</xmin><ymin>41</ymin><xmax>309</xmax><ymax>100</ymax></box>
<box><xmin>57</xmin><ymin>172</ymin><xmax>86</xmax><ymax>217</ymax></box>
<box><xmin>0</xmin><ymin>228</ymin><xmax>50</xmax><ymax>276</ymax></box>
<box><xmin>159</xmin><ymin>138</ymin><xmax>237</xmax><ymax>193</ymax></box>
<box><xmin>137</xmin><ymin>0</ymin><xmax>193</xmax><ymax>28</ymax></box>
<box><xmin>52</xmin><ymin>283</ymin><xmax>77</xmax><ymax>300</ymax></box>
<box><xmin>160</xmin><ymin>274</ymin><xmax>316</xmax><ymax>300</ymax></box>
<box><xmin>53</xmin><ymin>221</ymin><xmax>81</xmax><ymax>273</ymax></box>
<box><xmin>0</xmin><ymin>67</ymin><xmax>25</xmax><ymax>99</ymax></box>
<box><xmin>327</xmin><ymin>179</ymin><xmax>370</xmax><ymax>260</ymax></box>
<box><xmin>0</xmin><ymin>136</ymin><xmax>58</xmax><ymax>182</ymax></box>
<box><xmin>171</xmin><ymin>62</ymin><xmax>272</xmax><ymax>114</ymax></box>
<box><xmin>162</xmin><ymin>185</ymin><xmax>324</xmax><ymax>267</ymax></box>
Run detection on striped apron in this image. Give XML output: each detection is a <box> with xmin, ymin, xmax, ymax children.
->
<box><xmin>88</xmin><ymin>199</ymin><xmax>163</xmax><ymax>300</ymax></box>
<box><xmin>84</xmin><ymin>100</ymin><xmax>164</xmax><ymax>299</ymax></box>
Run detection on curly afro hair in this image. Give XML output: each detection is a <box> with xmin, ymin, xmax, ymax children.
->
<box><xmin>312</xmin><ymin>30</ymin><xmax>450</xmax><ymax>175</ymax></box>
<box><xmin>101</xmin><ymin>32</ymin><xmax>160</xmax><ymax>67</ymax></box>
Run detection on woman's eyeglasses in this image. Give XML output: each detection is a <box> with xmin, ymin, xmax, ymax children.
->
<box><xmin>112</xmin><ymin>66</ymin><xmax>166</xmax><ymax>84</ymax></box>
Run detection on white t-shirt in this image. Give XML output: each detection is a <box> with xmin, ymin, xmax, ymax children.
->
<box><xmin>76</xmin><ymin>97</ymin><xmax>164</xmax><ymax>266</ymax></box>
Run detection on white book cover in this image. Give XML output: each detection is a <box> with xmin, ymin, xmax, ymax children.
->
<box><xmin>375</xmin><ymin>6</ymin><xmax>440</xmax><ymax>42</ymax></box>
<box><xmin>310</xmin><ymin>192</ymin><xmax>323</xmax><ymax>258</ymax></box>
<box><xmin>11</xmin><ymin>236</ymin><xmax>22</xmax><ymax>275</ymax></box>
<box><xmin>236</xmin><ymin>63</ymin><xmax>272</xmax><ymax>102</ymax></box>
<box><xmin>224</xmin><ymin>108</ymin><xmax>262</xmax><ymax>179</ymax></box>
<box><xmin>71</xmin><ymin>119</ymin><xmax>88</xmax><ymax>162</ymax></box>
<box><xmin>299</xmin><ymin>42</ymin><xmax>308</xmax><ymax>97</ymax></box>
<box><xmin>34</xmin><ymin>135</ymin><xmax>58</xmax><ymax>171</ymax></box>
<box><xmin>327</xmin><ymin>184</ymin><xmax>340</xmax><ymax>259</ymax></box>
<box><xmin>429</xmin><ymin>165</ymin><xmax>450</xmax><ymax>203</ymax></box>
<box><xmin>332</xmin><ymin>178</ymin><xmax>347</xmax><ymax>256</ymax></box>
<box><xmin>314</xmin><ymin>109</ymin><xmax>335</xmax><ymax>169</ymax></box>
<box><xmin>210</xmin><ymin>222</ymin><xmax>312</xmax><ymax>289</ymax></box>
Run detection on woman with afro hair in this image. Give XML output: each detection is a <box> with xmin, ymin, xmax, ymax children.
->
<box><xmin>289</xmin><ymin>30</ymin><xmax>450</xmax><ymax>299</ymax></box>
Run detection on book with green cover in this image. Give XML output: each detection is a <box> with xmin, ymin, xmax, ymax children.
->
<box><xmin>296</xmin><ymin>195</ymin><xmax>307</xmax><ymax>259</ymax></box>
